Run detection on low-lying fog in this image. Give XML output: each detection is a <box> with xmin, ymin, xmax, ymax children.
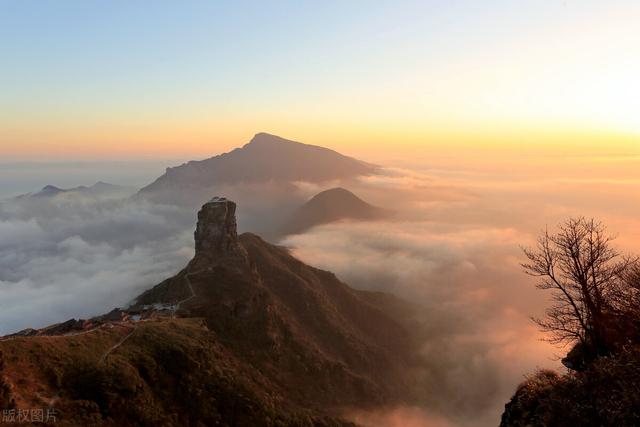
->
<box><xmin>2</xmin><ymin>151</ymin><xmax>640</xmax><ymax>426</ymax></box>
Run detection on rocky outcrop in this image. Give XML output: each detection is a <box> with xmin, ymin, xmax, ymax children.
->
<box><xmin>135</xmin><ymin>197</ymin><xmax>418</xmax><ymax>410</ymax></box>
<box><xmin>194</xmin><ymin>197</ymin><xmax>247</xmax><ymax>261</ymax></box>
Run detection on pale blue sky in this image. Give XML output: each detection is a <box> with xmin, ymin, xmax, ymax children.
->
<box><xmin>1</xmin><ymin>0</ymin><xmax>638</xmax><ymax>160</ymax></box>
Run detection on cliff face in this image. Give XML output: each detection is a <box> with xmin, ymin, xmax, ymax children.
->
<box><xmin>0</xmin><ymin>197</ymin><xmax>420</xmax><ymax>426</ymax></box>
<box><xmin>193</xmin><ymin>197</ymin><xmax>248</xmax><ymax>262</ymax></box>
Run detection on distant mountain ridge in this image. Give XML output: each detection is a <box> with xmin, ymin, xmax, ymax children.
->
<box><xmin>282</xmin><ymin>187</ymin><xmax>389</xmax><ymax>235</ymax></box>
<box><xmin>138</xmin><ymin>133</ymin><xmax>378</xmax><ymax>200</ymax></box>
<box><xmin>14</xmin><ymin>181</ymin><xmax>130</xmax><ymax>199</ymax></box>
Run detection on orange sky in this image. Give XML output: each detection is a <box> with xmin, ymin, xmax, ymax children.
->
<box><xmin>1</xmin><ymin>1</ymin><xmax>639</xmax><ymax>162</ymax></box>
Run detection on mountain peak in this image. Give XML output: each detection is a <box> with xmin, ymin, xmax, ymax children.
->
<box><xmin>194</xmin><ymin>197</ymin><xmax>246</xmax><ymax>261</ymax></box>
<box><xmin>252</xmin><ymin>131</ymin><xmax>278</xmax><ymax>140</ymax></box>
<box><xmin>246</xmin><ymin>132</ymin><xmax>294</xmax><ymax>146</ymax></box>
<box><xmin>40</xmin><ymin>185</ymin><xmax>62</xmax><ymax>193</ymax></box>
<box><xmin>91</xmin><ymin>181</ymin><xmax>116</xmax><ymax>190</ymax></box>
<box><xmin>137</xmin><ymin>134</ymin><xmax>379</xmax><ymax>206</ymax></box>
<box><xmin>281</xmin><ymin>187</ymin><xmax>389</xmax><ymax>236</ymax></box>
<box><xmin>310</xmin><ymin>187</ymin><xmax>360</xmax><ymax>201</ymax></box>
<box><xmin>32</xmin><ymin>185</ymin><xmax>67</xmax><ymax>197</ymax></box>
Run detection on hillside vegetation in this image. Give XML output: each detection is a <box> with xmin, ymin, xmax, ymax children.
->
<box><xmin>502</xmin><ymin>218</ymin><xmax>640</xmax><ymax>426</ymax></box>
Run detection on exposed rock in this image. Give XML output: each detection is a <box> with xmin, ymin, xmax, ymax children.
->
<box><xmin>136</xmin><ymin>197</ymin><xmax>420</xmax><ymax>410</ymax></box>
<box><xmin>194</xmin><ymin>197</ymin><xmax>247</xmax><ymax>261</ymax></box>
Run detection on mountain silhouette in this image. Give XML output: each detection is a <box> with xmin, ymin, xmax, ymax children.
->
<box><xmin>281</xmin><ymin>187</ymin><xmax>389</xmax><ymax>236</ymax></box>
<box><xmin>137</xmin><ymin>133</ymin><xmax>378</xmax><ymax>205</ymax></box>
<box><xmin>13</xmin><ymin>182</ymin><xmax>130</xmax><ymax>200</ymax></box>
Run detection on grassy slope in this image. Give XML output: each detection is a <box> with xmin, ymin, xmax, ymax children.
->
<box><xmin>0</xmin><ymin>318</ymin><xmax>355</xmax><ymax>426</ymax></box>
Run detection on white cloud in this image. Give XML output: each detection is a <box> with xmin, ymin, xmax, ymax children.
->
<box><xmin>0</xmin><ymin>195</ymin><xmax>194</xmax><ymax>333</ymax></box>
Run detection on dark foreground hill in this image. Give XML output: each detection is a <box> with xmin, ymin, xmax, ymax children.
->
<box><xmin>500</xmin><ymin>345</ymin><xmax>640</xmax><ymax>427</ymax></box>
<box><xmin>281</xmin><ymin>188</ymin><xmax>389</xmax><ymax>236</ymax></box>
<box><xmin>0</xmin><ymin>197</ymin><xmax>420</xmax><ymax>426</ymax></box>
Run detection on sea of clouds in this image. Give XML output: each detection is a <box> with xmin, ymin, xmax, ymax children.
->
<box><xmin>0</xmin><ymin>192</ymin><xmax>195</xmax><ymax>333</ymax></box>
<box><xmin>2</xmin><ymin>154</ymin><xmax>640</xmax><ymax>427</ymax></box>
<box><xmin>283</xmin><ymin>159</ymin><xmax>640</xmax><ymax>426</ymax></box>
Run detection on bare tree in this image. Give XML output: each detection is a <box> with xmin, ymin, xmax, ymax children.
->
<box><xmin>521</xmin><ymin>217</ymin><xmax>632</xmax><ymax>358</ymax></box>
<box><xmin>615</xmin><ymin>261</ymin><xmax>640</xmax><ymax>321</ymax></box>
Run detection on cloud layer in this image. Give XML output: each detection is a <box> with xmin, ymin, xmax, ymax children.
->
<box><xmin>283</xmin><ymin>220</ymin><xmax>551</xmax><ymax>426</ymax></box>
<box><xmin>0</xmin><ymin>182</ymin><xmax>308</xmax><ymax>334</ymax></box>
<box><xmin>3</xmin><ymin>153</ymin><xmax>640</xmax><ymax>427</ymax></box>
<box><xmin>0</xmin><ymin>193</ymin><xmax>195</xmax><ymax>333</ymax></box>
<box><xmin>281</xmin><ymin>157</ymin><xmax>640</xmax><ymax>426</ymax></box>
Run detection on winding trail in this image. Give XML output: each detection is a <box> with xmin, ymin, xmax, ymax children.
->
<box><xmin>174</xmin><ymin>270</ymin><xmax>200</xmax><ymax>313</ymax></box>
<box><xmin>99</xmin><ymin>269</ymin><xmax>203</xmax><ymax>363</ymax></box>
<box><xmin>1</xmin><ymin>270</ymin><xmax>205</xmax><ymax>363</ymax></box>
<box><xmin>0</xmin><ymin>268</ymin><xmax>209</xmax><ymax>414</ymax></box>
<box><xmin>99</xmin><ymin>324</ymin><xmax>137</xmax><ymax>364</ymax></box>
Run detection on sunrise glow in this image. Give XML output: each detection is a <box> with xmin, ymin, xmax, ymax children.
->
<box><xmin>2</xmin><ymin>1</ymin><xmax>639</xmax><ymax>161</ymax></box>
